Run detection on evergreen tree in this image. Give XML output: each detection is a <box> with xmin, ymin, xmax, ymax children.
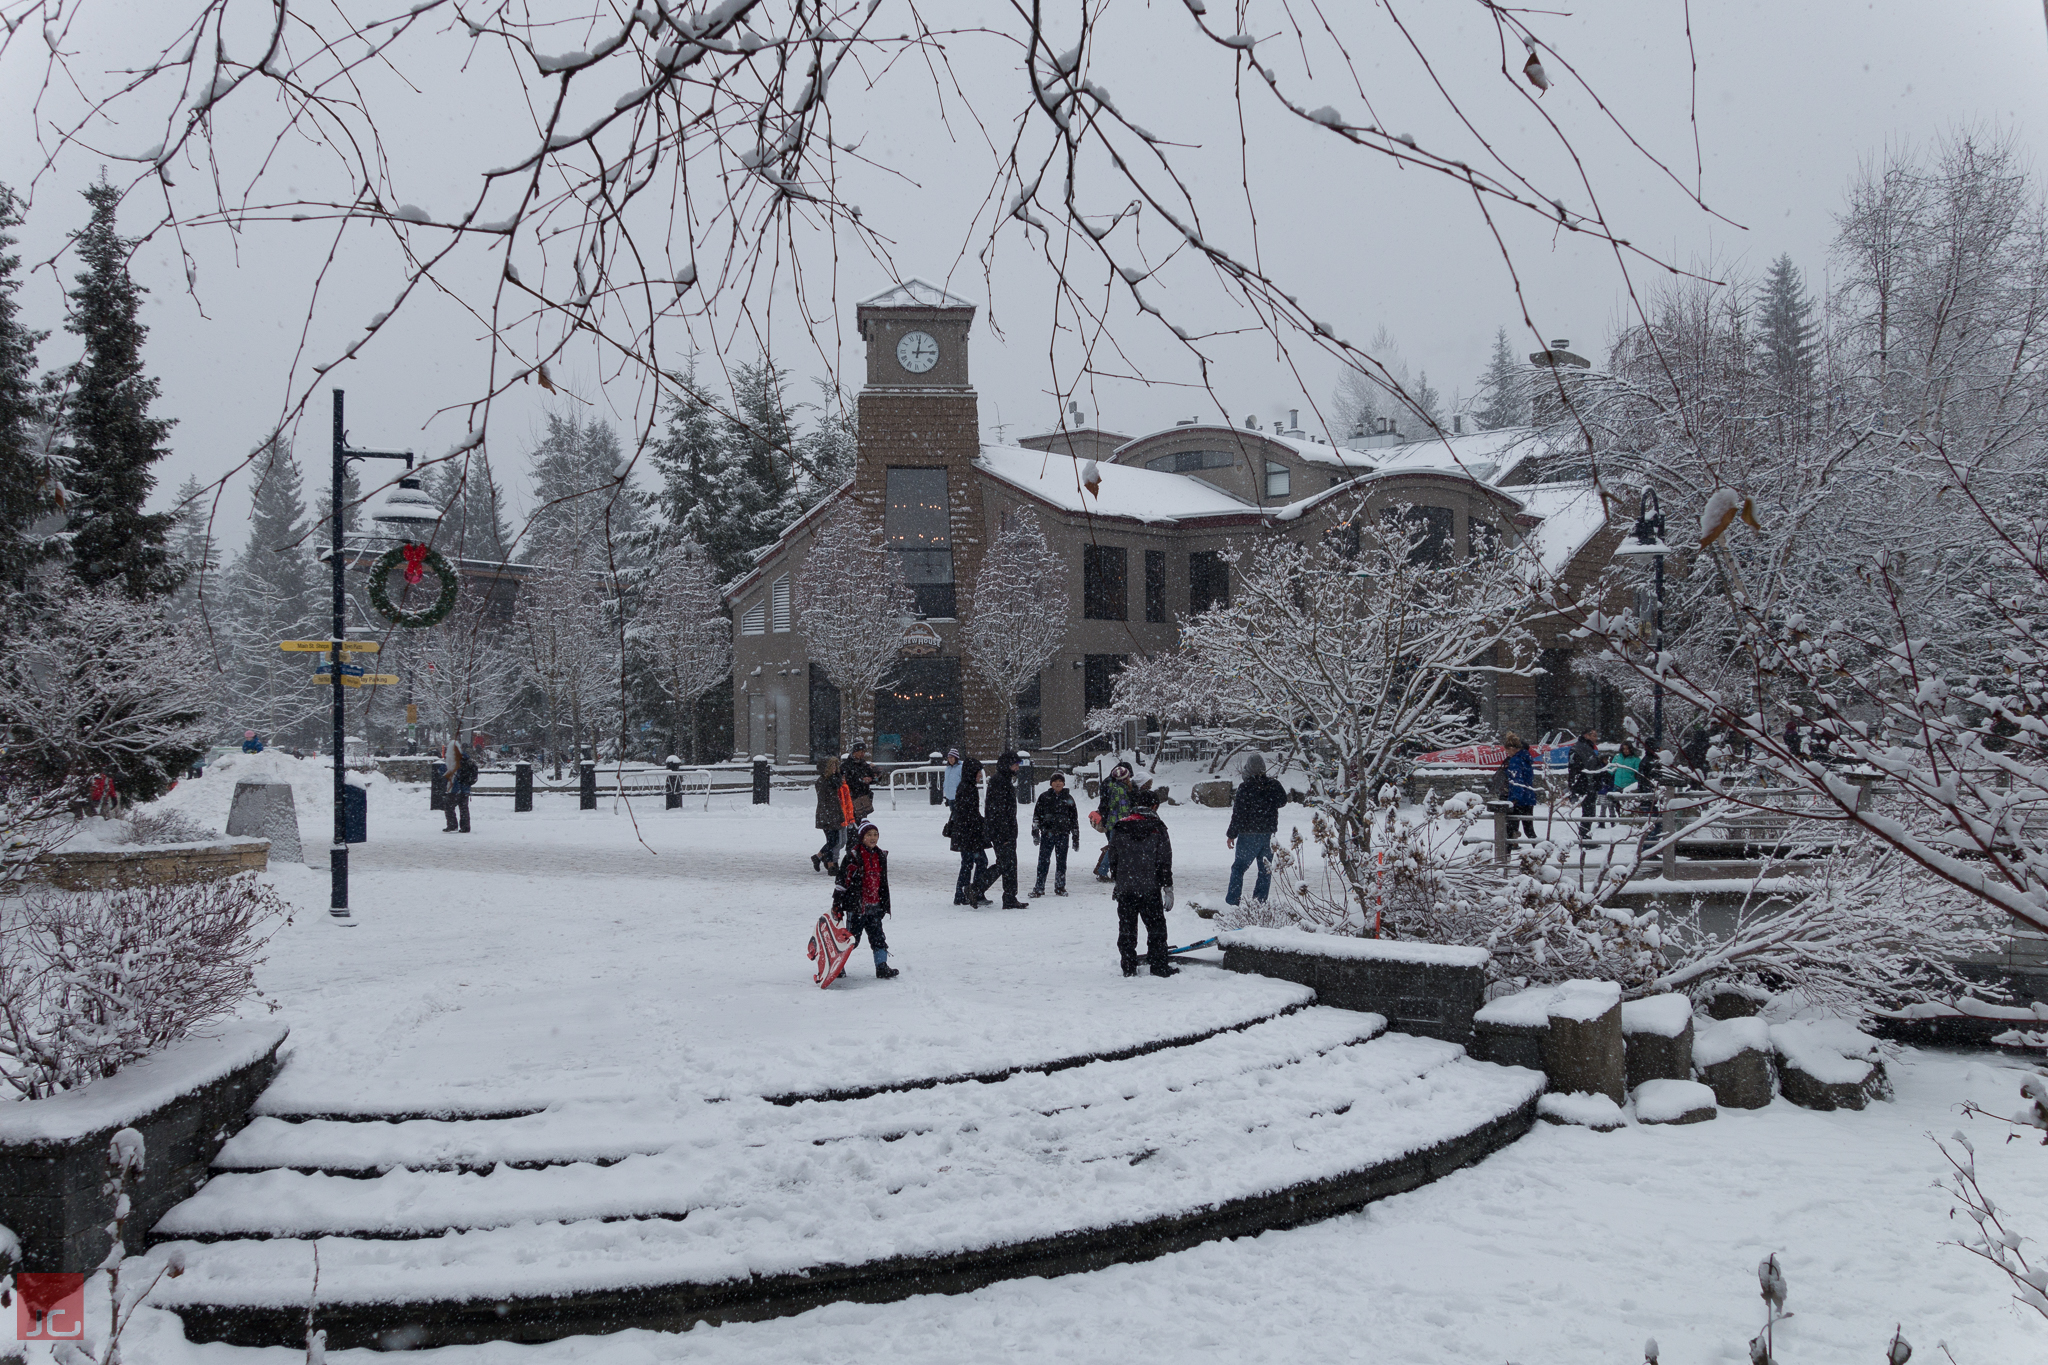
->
<box><xmin>1408</xmin><ymin>370</ymin><xmax>1443</xmax><ymax>429</ymax></box>
<box><xmin>1757</xmin><ymin>253</ymin><xmax>1818</xmax><ymax>395</ymax></box>
<box><xmin>523</xmin><ymin>412</ymin><xmax>645</xmax><ymax>570</ymax></box>
<box><xmin>0</xmin><ymin>183</ymin><xmax>55</xmax><ymax>596</ymax></box>
<box><xmin>795</xmin><ymin>379</ymin><xmax>857</xmax><ymax>509</ymax></box>
<box><xmin>1474</xmin><ymin>326</ymin><xmax>1528</xmax><ymax>430</ymax></box>
<box><xmin>722</xmin><ymin>358</ymin><xmax>799</xmax><ymax>565</ymax></box>
<box><xmin>423</xmin><ymin>450</ymin><xmax>513</xmax><ymax>561</ymax></box>
<box><xmin>51</xmin><ymin>176</ymin><xmax>177</xmax><ymax>598</ymax></box>
<box><xmin>166</xmin><ymin>474</ymin><xmax>220</xmax><ymax>617</ymax></box>
<box><xmin>224</xmin><ymin>440</ymin><xmax>322</xmax><ymax>743</ymax></box>
<box><xmin>651</xmin><ymin>363</ymin><xmax>739</xmax><ymax>573</ymax></box>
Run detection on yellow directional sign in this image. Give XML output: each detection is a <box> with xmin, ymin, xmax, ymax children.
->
<box><xmin>280</xmin><ymin>640</ymin><xmax>381</xmax><ymax>653</ymax></box>
<box><xmin>360</xmin><ymin>674</ymin><xmax>401</xmax><ymax>685</ymax></box>
<box><xmin>310</xmin><ymin>674</ymin><xmax>401</xmax><ymax>688</ymax></box>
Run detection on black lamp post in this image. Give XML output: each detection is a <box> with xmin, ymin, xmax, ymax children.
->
<box><xmin>327</xmin><ymin>389</ymin><xmax>414</xmax><ymax>922</ymax></box>
<box><xmin>1612</xmin><ymin>486</ymin><xmax>1668</xmax><ymax>776</ymax></box>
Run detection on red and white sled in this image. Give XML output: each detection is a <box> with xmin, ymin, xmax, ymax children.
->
<box><xmin>807</xmin><ymin>910</ymin><xmax>857</xmax><ymax>989</ymax></box>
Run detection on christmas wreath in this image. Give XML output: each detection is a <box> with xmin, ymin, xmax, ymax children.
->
<box><xmin>368</xmin><ymin>543</ymin><xmax>460</xmax><ymax>628</ymax></box>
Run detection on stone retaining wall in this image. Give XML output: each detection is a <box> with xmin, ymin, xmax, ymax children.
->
<box><xmin>0</xmin><ymin>1021</ymin><xmax>289</xmax><ymax>1272</ymax></box>
<box><xmin>1219</xmin><ymin>933</ymin><xmax>1489</xmax><ymax>1044</ymax></box>
<box><xmin>28</xmin><ymin>839</ymin><xmax>269</xmax><ymax>891</ymax></box>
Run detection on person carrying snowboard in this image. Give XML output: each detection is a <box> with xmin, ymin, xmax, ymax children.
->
<box><xmin>832</xmin><ymin>820</ymin><xmax>898</xmax><ymax>979</ymax></box>
<box><xmin>812</xmin><ymin>756</ymin><xmax>853</xmax><ymax>873</ymax></box>
<box><xmin>1030</xmin><ymin>771</ymin><xmax>1080</xmax><ymax>897</ymax></box>
<box><xmin>1107</xmin><ymin>787</ymin><xmax>1176</xmax><ymax>977</ymax></box>
<box><xmin>1091</xmin><ymin>760</ymin><xmax>1138</xmax><ymax>881</ymax></box>
<box><xmin>972</xmin><ymin>750</ymin><xmax>1028</xmax><ymax>908</ymax></box>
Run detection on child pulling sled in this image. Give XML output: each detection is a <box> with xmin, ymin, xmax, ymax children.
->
<box><xmin>816</xmin><ymin>820</ymin><xmax>898</xmax><ymax>983</ymax></box>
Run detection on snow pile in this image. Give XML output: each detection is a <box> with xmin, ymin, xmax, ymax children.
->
<box><xmin>1620</xmin><ymin>993</ymin><xmax>1694</xmax><ymax>1038</ymax></box>
<box><xmin>1477</xmin><ymin>979</ymin><xmax>1620</xmax><ymax>1029</ymax></box>
<box><xmin>138</xmin><ymin>750</ymin><xmax>409</xmax><ymax>863</ymax></box>
<box><xmin>1632</xmin><ymin>1079</ymin><xmax>1717</xmax><ymax>1124</ymax></box>
<box><xmin>1693</xmin><ymin>1016</ymin><xmax>1771</xmax><ymax>1068</ymax></box>
<box><xmin>1537</xmin><ymin>1091</ymin><xmax>1625</xmax><ymax>1129</ymax></box>
<box><xmin>0</xmin><ymin>1020</ymin><xmax>288</xmax><ymax>1144</ymax></box>
<box><xmin>1768</xmin><ymin>1019</ymin><xmax>1879</xmax><ymax>1087</ymax></box>
<box><xmin>1225</xmin><ymin>926</ymin><xmax>1490</xmax><ymax>967</ymax></box>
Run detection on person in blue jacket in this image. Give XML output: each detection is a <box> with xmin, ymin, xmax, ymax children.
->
<box><xmin>1495</xmin><ymin>734</ymin><xmax>1538</xmax><ymax>844</ymax></box>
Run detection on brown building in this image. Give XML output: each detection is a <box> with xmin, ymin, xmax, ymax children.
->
<box><xmin>726</xmin><ymin>281</ymin><xmax>1624</xmax><ymax>763</ymax></box>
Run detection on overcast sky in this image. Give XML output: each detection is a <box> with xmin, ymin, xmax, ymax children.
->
<box><xmin>3</xmin><ymin>1</ymin><xmax>2046</xmax><ymax>538</ymax></box>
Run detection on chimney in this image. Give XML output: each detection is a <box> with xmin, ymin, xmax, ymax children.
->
<box><xmin>1244</xmin><ymin>414</ymin><xmax>1259</xmax><ymax>430</ymax></box>
<box><xmin>1452</xmin><ymin>414</ymin><xmax>1465</xmax><ymax>434</ymax></box>
<box><xmin>1288</xmin><ymin>408</ymin><xmax>1299</xmax><ymax>431</ymax></box>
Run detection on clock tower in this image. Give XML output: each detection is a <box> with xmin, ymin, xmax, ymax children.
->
<box><xmin>852</xmin><ymin>279</ymin><xmax>999</xmax><ymax>759</ymax></box>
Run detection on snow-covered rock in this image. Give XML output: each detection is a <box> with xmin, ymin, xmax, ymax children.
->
<box><xmin>1621</xmin><ymin>993</ymin><xmax>1695</xmax><ymax>1088</ymax></box>
<box><xmin>1633</xmin><ymin>1078</ymin><xmax>1717</xmax><ymax>1126</ymax></box>
<box><xmin>1537</xmin><ymin>1091</ymin><xmax>1626</xmax><ymax>1130</ymax></box>
<box><xmin>1695</xmin><ymin>1017</ymin><xmax>1773</xmax><ymax>1109</ymax></box>
<box><xmin>1769</xmin><ymin>1019</ymin><xmax>1891</xmax><ymax>1111</ymax></box>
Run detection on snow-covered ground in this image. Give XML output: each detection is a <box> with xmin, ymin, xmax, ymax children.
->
<box><xmin>73</xmin><ymin>759</ymin><xmax>2048</xmax><ymax>1360</ymax></box>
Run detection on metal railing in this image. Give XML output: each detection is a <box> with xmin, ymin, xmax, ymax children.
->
<box><xmin>888</xmin><ymin>764</ymin><xmax>949</xmax><ymax>811</ymax></box>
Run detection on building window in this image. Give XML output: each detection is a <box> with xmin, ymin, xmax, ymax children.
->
<box><xmin>1143</xmin><ymin>449</ymin><xmax>1235</xmax><ymax>474</ymax></box>
<box><xmin>1084</xmin><ymin>654</ymin><xmax>1127</xmax><ymax>714</ymax></box>
<box><xmin>1083</xmin><ymin>544</ymin><xmax>1128</xmax><ymax>620</ymax></box>
<box><xmin>885</xmin><ymin>467</ymin><xmax>955</xmax><ymax>618</ymax></box>
<box><xmin>1190</xmin><ymin>551</ymin><xmax>1228</xmax><ymax>613</ymax></box>
<box><xmin>1144</xmin><ymin>550</ymin><xmax>1166</xmax><ymax>623</ymax></box>
<box><xmin>740</xmin><ymin>599</ymin><xmax>767</xmax><ymax>635</ymax></box>
<box><xmin>1264</xmin><ymin>461</ymin><xmax>1291</xmax><ymax>498</ymax></box>
<box><xmin>1387</xmin><ymin>505</ymin><xmax>1456</xmax><ymax>566</ymax></box>
<box><xmin>771</xmin><ymin>574</ymin><xmax>791</xmax><ymax>632</ymax></box>
<box><xmin>1015</xmin><ymin>673</ymin><xmax>1042</xmax><ymax>747</ymax></box>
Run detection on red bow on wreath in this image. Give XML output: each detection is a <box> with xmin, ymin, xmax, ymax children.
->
<box><xmin>401</xmin><ymin>542</ymin><xmax>430</xmax><ymax>585</ymax></box>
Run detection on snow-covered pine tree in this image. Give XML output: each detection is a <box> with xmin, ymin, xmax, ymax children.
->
<box><xmin>794</xmin><ymin>506</ymin><xmax>913</xmax><ymax>748</ymax></box>
<box><xmin>49</xmin><ymin>177</ymin><xmax>177</xmax><ymax>600</ymax></box>
<box><xmin>165</xmin><ymin>474</ymin><xmax>219</xmax><ymax>618</ymax></box>
<box><xmin>651</xmin><ymin>365</ymin><xmax>726</xmax><ymax>555</ymax></box>
<box><xmin>512</xmin><ymin>564</ymin><xmax>616</xmax><ymax>774</ymax></box>
<box><xmin>222</xmin><ymin>440</ymin><xmax>322</xmax><ymax>746</ymax></box>
<box><xmin>794</xmin><ymin>379</ymin><xmax>858</xmax><ymax>510</ymax></box>
<box><xmin>1474</xmin><ymin>327</ymin><xmax>1527</xmax><ymax>430</ymax></box>
<box><xmin>0</xmin><ymin>182</ymin><xmax>56</xmax><ymax>599</ymax></box>
<box><xmin>1756</xmin><ymin>253</ymin><xmax>1817</xmax><ymax>399</ymax></box>
<box><xmin>631</xmin><ymin>535</ymin><xmax>731</xmax><ymax>761</ymax></box>
<box><xmin>720</xmin><ymin>359</ymin><xmax>801</xmax><ymax>564</ymax></box>
<box><xmin>1409</xmin><ymin>370</ymin><xmax>1443</xmax><ymax>429</ymax></box>
<box><xmin>524</xmin><ymin>412</ymin><xmax>644</xmax><ymax>571</ymax></box>
<box><xmin>963</xmin><ymin>509</ymin><xmax>1067</xmax><ymax>749</ymax></box>
<box><xmin>422</xmin><ymin>448</ymin><xmax>513</xmax><ymax>563</ymax></box>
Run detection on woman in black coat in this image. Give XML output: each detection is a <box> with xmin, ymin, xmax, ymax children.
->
<box><xmin>947</xmin><ymin>758</ymin><xmax>991</xmax><ymax>906</ymax></box>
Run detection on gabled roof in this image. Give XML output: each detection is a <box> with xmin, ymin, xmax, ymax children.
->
<box><xmin>857</xmin><ymin>278</ymin><xmax>976</xmax><ymax>310</ymax></box>
<box><xmin>975</xmin><ymin>443</ymin><xmax>1256</xmax><ymax>525</ymax></box>
<box><xmin>1112</xmin><ymin>423</ymin><xmax>1375</xmax><ymax>472</ymax></box>
<box><xmin>1366</xmin><ymin>426</ymin><xmax>1549</xmax><ymax>483</ymax></box>
<box><xmin>1512</xmin><ymin>481</ymin><xmax>1617</xmax><ymax>577</ymax></box>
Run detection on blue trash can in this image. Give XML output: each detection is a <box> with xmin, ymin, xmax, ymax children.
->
<box><xmin>342</xmin><ymin>783</ymin><xmax>368</xmax><ymax>844</ymax></box>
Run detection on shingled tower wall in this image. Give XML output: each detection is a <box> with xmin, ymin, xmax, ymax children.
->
<box><xmin>853</xmin><ymin>283</ymin><xmax>1005</xmax><ymax>759</ymax></box>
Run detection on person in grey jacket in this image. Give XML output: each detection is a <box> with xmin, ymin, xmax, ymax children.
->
<box><xmin>1225</xmin><ymin>754</ymin><xmax>1288</xmax><ymax>906</ymax></box>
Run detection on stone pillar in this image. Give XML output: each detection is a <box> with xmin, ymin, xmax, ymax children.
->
<box><xmin>579</xmin><ymin>762</ymin><xmax>597</xmax><ymax>811</ymax></box>
<box><xmin>514</xmin><ymin>762</ymin><xmax>533</xmax><ymax>813</ymax></box>
<box><xmin>1543</xmin><ymin>993</ymin><xmax>1626</xmax><ymax>1105</ymax></box>
<box><xmin>752</xmin><ymin>757</ymin><xmax>771</xmax><ymax>805</ymax></box>
<box><xmin>225</xmin><ymin>782</ymin><xmax>302</xmax><ymax>864</ymax></box>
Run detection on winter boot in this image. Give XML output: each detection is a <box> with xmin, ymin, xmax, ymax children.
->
<box><xmin>1121</xmin><ymin>962</ymin><xmax>1139</xmax><ymax>978</ymax></box>
<box><xmin>874</xmin><ymin>951</ymin><xmax>899</xmax><ymax>980</ymax></box>
<box><xmin>1055</xmin><ymin>886</ymin><xmax>1069</xmax><ymax>896</ymax></box>
<box><xmin>811</xmin><ymin>853</ymin><xmax>824</xmax><ymax>873</ymax></box>
<box><xmin>1002</xmin><ymin>898</ymin><xmax>1029</xmax><ymax>909</ymax></box>
<box><xmin>1148</xmin><ymin>962</ymin><xmax>1179</xmax><ymax>979</ymax></box>
<box><xmin>1029</xmin><ymin>885</ymin><xmax>1045</xmax><ymax>898</ymax></box>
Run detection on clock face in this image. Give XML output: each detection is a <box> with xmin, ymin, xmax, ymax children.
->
<box><xmin>896</xmin><ymin>330</ymin><xmax>940</xmax><ymax>374</ymax></box>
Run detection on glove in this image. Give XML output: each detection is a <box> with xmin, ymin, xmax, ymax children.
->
<box><xmin>1161</xmin><ymin>885</ymin><xmax>1174</xmax><ymax>911</ymax></box>
<box><xmin>1072</xmin><ymin>833</ymin><xmax>1081</xmax><ymax>851</ymax></box>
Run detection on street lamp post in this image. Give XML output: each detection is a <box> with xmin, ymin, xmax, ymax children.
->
<box><xmin>327</xmin><ymin>389</ymin><xmax>414</xmax><ymax>921</ymax></box>
<box><xmin>1612</xmin><ymin>485</ymin><xmax>1668</xmax><ymax>775</ymax></box>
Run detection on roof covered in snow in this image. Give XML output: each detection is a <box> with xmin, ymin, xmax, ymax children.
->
<box><xmin>1514</xmin><ymin>481</ymin><xmax>1616</xmax><ymax>577</ymax></box>
<box><xmin>1364</xmin><ymin>426</ymin><xmax>1549</xmax><ymax>483</ymax></box>
<box><xmin>857</xmin><ymin>278</ymin><xmax>976</xmax><ymax>310</ymax></box>
<box><xmin>1112</xmin><ymin>424</ymin><xmax>1375</xmax><ymax>472</ymax></box>
<box><xmin>975</xmin><ymin>444</ymin><xmax>1258</xmax><ymax>524</ymax></box>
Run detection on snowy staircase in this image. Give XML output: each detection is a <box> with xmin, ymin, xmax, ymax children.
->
<box><xmin>141</xmin><ymin>1008</ymin><xmax>1542</xmax><ymax>1349</ymax></box>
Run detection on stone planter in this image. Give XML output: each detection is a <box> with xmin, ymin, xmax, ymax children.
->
<box><xmin>29</xmin><ymin>839</ymin><xmax>269</xmax><ymax>891</ymax></box>
<box><xmin>1220</xmin><ymin>929</ymin><xmax>1489</xmax><ymax>1043</ymax></box>
<box><xmin>1769</xmin><ymin>1021</ymin><xmax>1892</xmax><ymax>1111</ymax></box>
<box><xmin>0</xmin><ymin>1020</ymin><xmax>288</xmax><ymax>1271</ymax></box>
<box><xmin>1695</xmin><ymin>1016</ymin><xmax>1774</xmax><ymax>1109</ymax></box>
<box><xmin>1621</xmin><ymin>993</ymin><xmax>1696</xmax><ymax>1089</ymax></box>
<box><xmin>1472</xmin><ymin>981</ymin><xmax>1626</xmax><ymax>1102</ymax></box>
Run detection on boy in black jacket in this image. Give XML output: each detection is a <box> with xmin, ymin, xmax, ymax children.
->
<box><xmin>1029</xmin><ymin>773</ymin><xmax>1080</xmax><ymax>897</ymax></box>
<box><xmin>1106</xmin><ymin>788</ymin><xmax>1176</xmax><ymax>978</ymax></box>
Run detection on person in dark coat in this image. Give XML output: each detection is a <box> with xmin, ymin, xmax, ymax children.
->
<box><xmin>1091</xmin><ymin>761</ymin><xmax>1138</xmax><ymax>880</ymax></box>
<box><xmin>1030</xmin><ymin>772</ymin><xmax>1081</xmax><ymax>897</ymax></box>
<box><xmin>441</xmin><ymin>737</ymin><xmax>476</xmax><ymax>833</ymax></box>
<box><xmin>833</xmin><ymin>821</ymin><xmax>898</xmax><ymax>978</ymax></box>
<box><xmin>1224</xmin><ymin>754</ymin><xmax>1288</xmax><ymax>906</ymax></box>
<box><xmin>1107</xmin><ymin>788</ymin><xmax>1176</xmax><ymax>977</ymax></box>
<box><xmin>812</xmin><ymin>756</ymin><xmax>851</xmax><ymax>873</ymax></box>
<box><xmin>1568</xmin><ymin>729</ymin><xmax>1606</xmax><ymax>843</ymax></box>
<box><xmin>973</xmin><ymin>751</ymin><xmax>1028</xmax><ymax>908</ymax></box>
<box><xmin>947</xmin><ymin>758</ymin><xmax>991</xmax><ymax>906</ymax></box>
<box><xmin>1494</xmin><ymin>734</ymin><xmax>1537</xmax><ymax>843</ymax></box>
<box><xmin>841</xmin><ymin>742</ymin><xmax>878</xmax><ymax>817</ymax></box>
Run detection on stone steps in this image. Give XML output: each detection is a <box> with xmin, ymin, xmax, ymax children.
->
<box><xmin>142</xmin><ymin>1006</ymin><xmax>1542</xmax><ymax>1350</ymax></box>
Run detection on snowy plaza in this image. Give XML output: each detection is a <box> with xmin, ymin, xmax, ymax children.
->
<box><xmin>55</xmin><ymin>756</ymin><xmax>2043</xmax><ymax>1362</ymax></box>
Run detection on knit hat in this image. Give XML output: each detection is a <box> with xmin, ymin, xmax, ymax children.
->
<box><xmin>1242</xmin><ymin>753</ymin><xmax>1267</xmax><ymax>777</ymax></box>
<box><xmin>945</xmin><ymin>747</ymin><xmax>961</xmax><ymax>761</ymax></box>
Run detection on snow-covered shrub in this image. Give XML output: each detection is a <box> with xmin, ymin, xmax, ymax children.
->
<box><xmin>0</xmin><ymin>874</ymin><xmax>291</xmax><ymax>1100</ymax></box>
<box><xmin>124</xmin><ymin>809</ymin><xmax>220</xmax><ymax>847</ymax></box>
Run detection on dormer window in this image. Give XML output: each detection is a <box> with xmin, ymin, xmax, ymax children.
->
<box><xmin>1264</xmin><ymin>461</ymin><xmax>1291</xmax><ymax>498</ymax></box>
<box><xmin>1144</xmin><ymin>449</ymin><xmax>1235</xmax><ymax>474</ymax></box>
